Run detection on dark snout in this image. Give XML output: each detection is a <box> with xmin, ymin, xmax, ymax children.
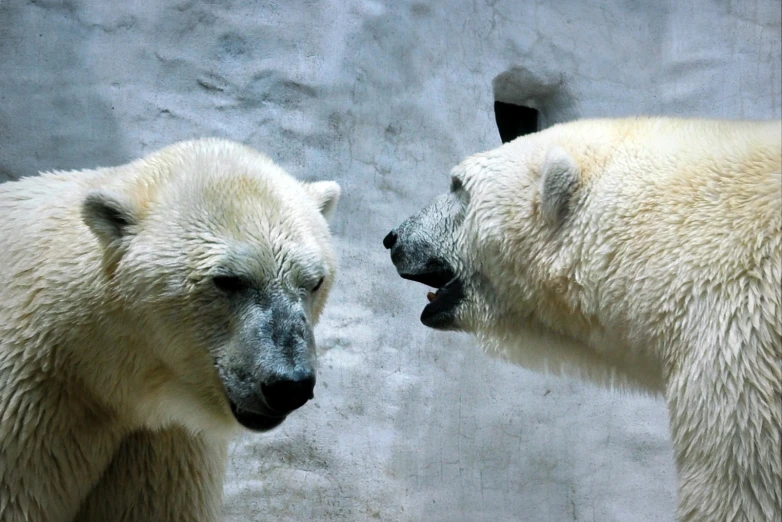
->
<box><xmin>384</xmin><ymin>211</ymin><xmax>465</xmax><ymax>330</ymax></box>
<box><xmin>384</xmin><ymin>229</ymin><xmax>455</xmax><ymax>288</ymax></box>
<box><xmin>224</xmin><ymin>295</ymin><xmax>318</xmax><ymax>432</ymax></box>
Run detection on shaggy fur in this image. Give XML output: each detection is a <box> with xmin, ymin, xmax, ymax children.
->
<box><xmin>387</xmin><ymin>118</ymin><xmax>781</xmax><ymax>521</ymax></box>
<box><xmin>0</xmin><ymin>138</ymin><xmax>340</xmax><ymax>521</ymax></box>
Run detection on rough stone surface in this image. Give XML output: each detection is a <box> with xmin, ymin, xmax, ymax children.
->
<box><xmin>1</xmin><ymin>0</ymin><xmax>779</xmax><ymax>520</ymax></box>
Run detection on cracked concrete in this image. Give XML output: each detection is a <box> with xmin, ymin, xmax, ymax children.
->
<box><xmin>1</xmin><ymin>0</ymin><xmax>780</xmax><ymax>520</ymax></box>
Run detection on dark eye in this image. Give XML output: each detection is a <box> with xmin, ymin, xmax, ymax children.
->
<box><xmin>312</xmin><ymin>277</ymin><xmax>324</xmax><ymax>293</ymax></box>
<box><xmin>213</xmin><ymin>275</ymin><xmax>247</xmax><ymax>294</ymax></box>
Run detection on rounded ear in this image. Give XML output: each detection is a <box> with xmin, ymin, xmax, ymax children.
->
<box><xmin>305</xmin><ymin>181</ymin><xmax>341</xmax><ymax>222</ymax></box>
<box><xmin>81</xmin><ymin>190</ymin><xmax>138</xmax><ymax>247</ymax></box>
<box><xmin>539</xmin><ymin>147</ymin><xmax>580</xmax><ymax>225</ymax></box>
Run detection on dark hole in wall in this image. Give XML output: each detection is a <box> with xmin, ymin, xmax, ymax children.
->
<box><xmin>492</xmin><ymin>67</ymin><xmax>578</xmax><ymax>140</ymax></box>
<box><xmin>494</xmin><ymin>101</ymin><xmax>539</xmax><ymax>143</ymax></box>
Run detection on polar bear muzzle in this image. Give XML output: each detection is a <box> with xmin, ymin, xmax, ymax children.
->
<box><xmin>385</xmin><ymin>239</ymin><xmax>464</xmax><ymax>330</ymax></box>
<box><xmin>383</xmin><ymin>193</ymin><xmax>466</xmax><ymax>330</ymax></box>
<box><xmin>216</xmin><ymin>291</ymin><xmax>318</xmax><ymax>432</ymax></box>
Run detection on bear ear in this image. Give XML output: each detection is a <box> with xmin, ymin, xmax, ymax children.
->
<box><xmin>81</xmin><ymin>190</ymin><xmax>138</xmax><ymax>247</ymax></box>
<box><xmin>539</xmin><ymin>146</ymin><xmax>580</xmax><ymax>225</ymax></box>
<box><xmin>305</xmin><ymin>181</ymin><xmax>341</xmax><ymax>222</ymax></box>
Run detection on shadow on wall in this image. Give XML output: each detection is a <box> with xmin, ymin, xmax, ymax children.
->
<box><xmin>0</xmin><ymin>1</ymin><xmax>129</xmax><ymax>182</ymax></box>
<box><xmin>492</xmin><ymin>66</ymin><xmax>579</xmax><ymax>140</ymax></box>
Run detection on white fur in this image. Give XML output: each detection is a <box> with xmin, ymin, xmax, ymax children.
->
<box><xmin>0</xmin><ymin>138</ymin><xmax>339</xmax><ymax>521</ymax></box>
<box><xmin>453</xmin><ymin>118</ymin><xmax>781</xmax><ymax>521</ymax></box>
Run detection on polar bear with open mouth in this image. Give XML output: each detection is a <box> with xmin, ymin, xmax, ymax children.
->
<box><xmin>385</xmin><ymin>117</ymin><xmax>781</xmax><ymax>522</ymax></box>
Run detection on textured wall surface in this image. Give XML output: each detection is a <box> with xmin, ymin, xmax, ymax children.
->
<box><xmin>1</xmin><ymin>1</ymin><xmax>780</xmax><ymax>520</ymax></box>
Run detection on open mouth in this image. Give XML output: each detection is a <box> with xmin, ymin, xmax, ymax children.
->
<box><xmin>229</xmin><ymin>400</ymin><xmax>287</xmax><ymax>432</ymax></box>
<box><xmin>399</xmin><ymin>261</ymin><xmax>464</xmax><ymax>329</ymax></box>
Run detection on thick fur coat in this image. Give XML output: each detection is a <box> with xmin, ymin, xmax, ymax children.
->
<box><xmin>0</xmin><ymin>138</ymin><xmax>340</xmax><ymax>521</ymax></box>
<box><xmin>387</xmin><ymin>118</ymin><xmax>781</xmax><ymax>521</ymax></box>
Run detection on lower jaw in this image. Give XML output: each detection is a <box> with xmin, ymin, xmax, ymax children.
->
<box><xmin>420</xmin><ymin>279</ymin><xmax>465</xmax><ymax>329</ymax></box>
<box><xmin>233</xmin><ymin>411</ymin><xmax>287</xmax><ymax>432</ymax></box>
<box><xmin>229</xmin><ymin>401</ymin><xmax>287</xmax><ymax>432</ymax></box>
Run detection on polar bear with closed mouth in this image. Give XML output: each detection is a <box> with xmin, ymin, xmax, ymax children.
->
<box><xmin>385</xmin><ymin>117</ymin><xmax>781</xmax><ymax>522</ymax></box>
<box><xmin>0</xmin><ymin>138</ymin><xmax>340</xmax><ymax>522</ymax></box>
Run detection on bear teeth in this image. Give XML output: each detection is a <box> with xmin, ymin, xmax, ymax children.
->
<box><xmin>426</xmin><ymin>291</ymin><xmax>437</xmax><ymax>303</ymax></box>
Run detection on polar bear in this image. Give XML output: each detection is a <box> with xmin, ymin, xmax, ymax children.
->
<box><xmin>0</xmin><ymin>138</ymin><xmax>340</xmax><ymax>522</ymax></box>
<box><xmin>384</xmin><ymin>118</ymin><xmax>781</xmax><ymax>522</ymax></box>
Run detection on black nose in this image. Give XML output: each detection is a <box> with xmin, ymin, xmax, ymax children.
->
<box><xmin>383</xmin><ymin>230</ymin><xmax>397</xmax><ymax>249</ymax></box>
<box><xmin>261</xmin><ymin>371</ymin><xmax>316</xmax><ymax>414</ymax></box>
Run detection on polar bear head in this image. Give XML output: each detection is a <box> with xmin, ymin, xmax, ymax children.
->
<box><xmin>81</xmin><ymin>139</ymin><xmax>340</xmax><ymax>432</ymax></box>
<box><xmin>384</xmin><ymin>131</ymin><xmax>581</xmax><ymax>338</ymax></box>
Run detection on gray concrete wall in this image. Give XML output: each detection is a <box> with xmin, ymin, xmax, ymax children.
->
<box><xmin>1</xmin><ymin>0</ymin><xmax>779</xmax><ymax>520</ymax></box>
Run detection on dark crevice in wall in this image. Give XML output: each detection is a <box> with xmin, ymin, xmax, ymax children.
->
<box><xmin>494</xmin><ymin>102</ymin><xmax>539</xmax><ymax>143</ymax></box>
<box><xmin>492</xmin><ymin>66</ymin><xmax>578</xmax><ymax>143</ymax></box>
